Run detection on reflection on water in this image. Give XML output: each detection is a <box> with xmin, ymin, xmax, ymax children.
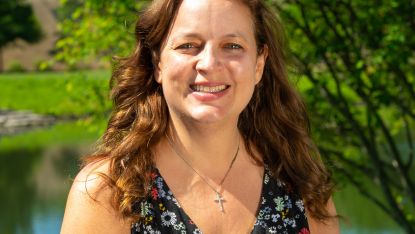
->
<box><xmin>0</xmin><ymin>147</ymin><xmax>41</xmax><ymax>234</ymax></box>
<box><xmin>0</xmin><ymin>142</ymin><xmax>86</xmax><ymax>234</ymax></box>
<box><xmin>0</xmin><ymin>121</ymin><xmax>95</xmax><ymax>234</ymax></box>
<box><xmin>0</xmin><ymin>122</ymin><xmax>407</xmax><ymax>234</ymax></box>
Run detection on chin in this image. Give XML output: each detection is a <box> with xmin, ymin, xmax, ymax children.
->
<box><xmin>187</xmin><ymin>108</ymin><xmax>231</xmax><ymax>124</ymax></box>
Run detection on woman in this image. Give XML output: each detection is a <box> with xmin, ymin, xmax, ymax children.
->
<box><xmin>61</xmin><ymin>0</ymin><xmax>339</xmax><ymax>233</ymax></box>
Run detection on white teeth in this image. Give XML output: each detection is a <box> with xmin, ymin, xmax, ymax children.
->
<box><xmin>191</xmin><ymin>85</ymin><xmax>228</xmax><ymax>93</ymax></box>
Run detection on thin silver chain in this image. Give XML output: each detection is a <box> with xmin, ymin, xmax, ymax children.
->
<box><xmin>166</xmin><ymin>135</ymin><xmax>240</xmax><ymax>194</ymax></box>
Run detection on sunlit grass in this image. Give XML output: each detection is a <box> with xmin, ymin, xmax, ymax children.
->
<box><xmin>0</xmin><ymin>70</ymin><xmax>112</xmax><ymax>116</ymax></box>
<box><xmin>0</xmin><ymin>118</ymin><xmax>106</xmax><ymax>153</ymax></box>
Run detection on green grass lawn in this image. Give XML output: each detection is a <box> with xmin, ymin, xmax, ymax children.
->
<box><xmin>0</xmin><ymin>70</ymin><xmax>112</xmax><ymax>117</ymax></box>
<box><xmin>0</xmin><ymin>118</ymin><xmax>106</xmax><ymax>153</ymax></box>
<box><xmin>0</xmin><ymin>70</ymin><xmax>110</xmax><ymax>158</ymax></box>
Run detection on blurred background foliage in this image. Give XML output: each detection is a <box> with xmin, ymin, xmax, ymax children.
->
<box><xmin>0</xmin><ymin>0</ymin><xmax>414</xmax><ymax>233</ymax></box>
<box><xmin>55</xmin><ymin>0</ymin><xmax>146</xmax><ymax>67</ymax></box>
<box><xmin>273</xmin><ymin>0</ymin><xmax>415</xmax><ymax>232</ymax></box>
<box><xmin>0</xmin><ymin>0</ymin><xmax>43</xmax><ymax>72</ymax></box>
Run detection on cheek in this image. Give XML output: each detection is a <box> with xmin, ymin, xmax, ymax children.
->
<box><xmin>159</xmin><ymin>55</ymin><xmax>193</xmax><ymax>83</ymax></box>
<box><xmin>229</xmin><ymin>58</ymin><xmax>258</xmax><ymax>83</ymax></box>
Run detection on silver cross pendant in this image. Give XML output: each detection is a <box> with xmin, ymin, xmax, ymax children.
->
<box><xmin>214</xmin><ymin>192</ymin><xmax>225</xmax><ymax>212</ymax></box>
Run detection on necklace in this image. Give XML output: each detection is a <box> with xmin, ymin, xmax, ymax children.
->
<box><xmin>166</xmin><ymin>135</ymin><xmax>240</xmax><ymax>212</ymax></box>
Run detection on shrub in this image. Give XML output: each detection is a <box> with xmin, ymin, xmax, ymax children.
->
<box><xmin>34</xmin><ymin>59</ymin><xmax>53</xmax><ymax>72</ymax></box>
<box><xmin>7</xmin><ymin>61</ymin><xmax>26</xmax><ymax>73</ymax></box>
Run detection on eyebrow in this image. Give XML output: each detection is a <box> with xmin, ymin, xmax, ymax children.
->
<box><xmin>217</xmin><ymin>32</ymin><xmax>251</xmax><ymax>45</ymax></box>
<box><xmin>170</xmin><ymin>32</ymin><xmax>249</xmax><ymax>44</ymax></box>
<box><xmin>222</xmin><ymin>33</ymin><xmax>247</xmax><ymax>39</ymax></box>
<box><xmin>171</xmin><ymin>32</ymin><xmax>202</xmax><ymax>41</ymax></box>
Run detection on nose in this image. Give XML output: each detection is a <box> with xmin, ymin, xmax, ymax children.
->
<box><xmin>195</xmin><ymin>44</ymin><xmax>223</xmax><ymax>73</ymax></box>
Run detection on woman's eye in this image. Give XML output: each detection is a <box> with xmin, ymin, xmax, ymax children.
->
<box><xmin>225</xmin><ymin>43</ymin><xmax>243</xmax><ymax>50</ymax></box>
<box><xmin>176</xmin><ymin>43</ymin><xmax>196</xmax><ymax>49</ymax></box>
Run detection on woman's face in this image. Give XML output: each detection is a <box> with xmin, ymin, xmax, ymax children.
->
<box><xmin>156</xmin><ymin>0</ymin><xmax>267</xmax><ymax>126</ymax></box>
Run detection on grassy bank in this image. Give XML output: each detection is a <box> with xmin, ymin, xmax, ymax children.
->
<box><xmin>0</xmin><ymin>118</ymin><xmax>106</xmax><ymax>153</ymax></box>
<box><xmin>0</xmin><ymin>70</ymin><xmax>112</xmax><ymax>117</ymax></box>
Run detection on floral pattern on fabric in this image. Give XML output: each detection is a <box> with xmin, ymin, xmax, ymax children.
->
<box><xmin>251</xmin><ymin>171</ymin><xmax>308</xmax><ymax>234</ymax></box>
<box><xmin>131</xmin><ymin>168</ymin><xmax>309</xmax><ymax>234</ymax></box>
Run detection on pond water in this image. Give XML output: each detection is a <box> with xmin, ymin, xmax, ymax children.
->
<box><xmin>0</xmin><ymin>121</ymin><xmax>406</xmax><ymax>234</ymax></box>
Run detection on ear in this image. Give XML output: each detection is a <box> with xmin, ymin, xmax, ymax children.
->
<box><xmin>255</xmin><ymin>45</ymin><xmax>268</xmax><ymax>84</ymax></box>
<box><xmin>154</xmin><ymin>63</ymin><xmax>163</xmax><ymax>84</ymax></box>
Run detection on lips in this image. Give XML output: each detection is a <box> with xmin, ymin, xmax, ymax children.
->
<box><xmin>189</xmin><ymin>84</ymin><xmax>230</xmax><ymax>93</ymax></box>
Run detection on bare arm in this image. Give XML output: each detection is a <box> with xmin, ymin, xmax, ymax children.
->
<box><xmin>308</xmin><ymin>197</ymin><xmax>340</xmax><ymax>234</ymax></box>
<box><xmin>60</xmin><ymin>162</ymin><xmax>130</xmax><ymax>234</ymax></box>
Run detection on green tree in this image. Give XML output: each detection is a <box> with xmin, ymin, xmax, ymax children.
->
<box><xmin>269</xmin><ymin>0</ymin><xmax>415</xmax><ymax>232</ymax></box>
<box><xmin>0</xmin><ymin>0</ymin><xmax>43</xmax><ymax>72</ymax></box>
<box><xmin>55</xmin><ymin>0</ymin><xmax>146</xmax><ymax>67</ymax></box>
<box><xmin>55</xmin><ymin>0</ymin><xmax>415</xmax><ymax>232</ymax></box>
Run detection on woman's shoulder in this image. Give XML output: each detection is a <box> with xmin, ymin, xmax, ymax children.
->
<box><xmin>61</xmin><ymin>159</ymin><xmax>131</xmax><ymax>234</ymax></box>
<box><xmin>72</xmin><ymin>159</ymin><xmax>111</xmax><ymax>194</ymax></box>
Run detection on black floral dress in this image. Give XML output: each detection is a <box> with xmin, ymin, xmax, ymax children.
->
<box><xmin>131</xmin><ymin>167</ymin><xmax>310</xmax><ymax>234</ymax></box>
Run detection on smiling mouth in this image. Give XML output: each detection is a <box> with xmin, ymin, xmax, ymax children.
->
<box><xmin>190</xmin><ymin>85</ymin><xmax>229</xmax><ymax>93</ymax></box>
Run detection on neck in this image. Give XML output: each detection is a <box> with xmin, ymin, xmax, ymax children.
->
<box><xmin>165</xmin><ymin>115</ymin><xmax>241</xmax><ymax>171</ymax></box>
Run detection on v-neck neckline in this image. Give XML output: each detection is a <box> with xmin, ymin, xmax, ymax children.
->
<box><xmin>154</xmin><ymin>167</ymin><xmax>267</xmax><ymax>233</ymax></box>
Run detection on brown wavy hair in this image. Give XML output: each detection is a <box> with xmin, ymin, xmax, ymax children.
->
<box><xmin>83</xmin><ymin>0</ymin><xmax>334</xmax><ymax>223</ymax></box>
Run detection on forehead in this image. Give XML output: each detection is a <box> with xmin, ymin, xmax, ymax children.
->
<box><xmin>167</xmin><ymin>0</ymin><xmax>255</xmax><ymax>40</ymax></box>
